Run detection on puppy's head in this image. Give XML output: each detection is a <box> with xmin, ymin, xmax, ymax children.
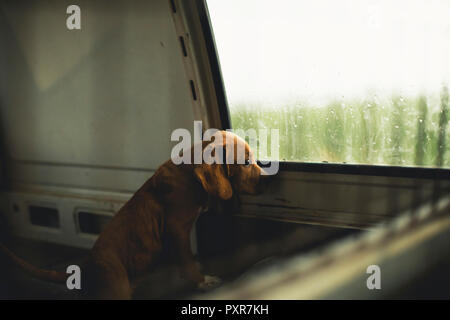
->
<box><xmin>194</xmin><ymin>131</ymin><xmax>269</xmax><ymax>200</ymax></box>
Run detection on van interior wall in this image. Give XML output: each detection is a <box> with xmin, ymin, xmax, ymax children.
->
<box><xmin>0</xmin><ymin>0</ymin><xmax>195</xmax><ymax>193</ymax></box>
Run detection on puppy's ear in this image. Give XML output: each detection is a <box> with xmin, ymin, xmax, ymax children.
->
<box><xmin>194</xmin><ymin>164</ymin><xmax>233</xmax><ymax>200</ymax></box>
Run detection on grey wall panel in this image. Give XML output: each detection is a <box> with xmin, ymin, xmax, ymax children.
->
<box><xmin>9</xmin><ymin>162</ymin><xmax>154</xmax><ymax>193</ymax></box>
<box><xmin>0</xmin><ymin>0</ymin><xmax>195</xmax><ymax>192</ymax></box>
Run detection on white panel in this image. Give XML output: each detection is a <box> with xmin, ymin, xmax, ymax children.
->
<box><xmin>0</xmin><ymin>0</ymin><xmax>195</xmax><ymax>187</ymax></box>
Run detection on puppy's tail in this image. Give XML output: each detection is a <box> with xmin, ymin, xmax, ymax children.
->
<box><xmin>0</xmin><ymin>242</ymin><xmax>68</xmax><ymax>284</ymax></box>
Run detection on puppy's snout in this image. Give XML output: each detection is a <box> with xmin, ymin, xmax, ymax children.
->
<box><xmin>259</xmin><ymin>168</ymin><xmax>270</xmax><ymax>176</ymax></box>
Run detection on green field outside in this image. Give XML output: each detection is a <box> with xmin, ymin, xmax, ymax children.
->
<box><xmin>230</xmin><ymin>87</ymin><xmax>449</xmax><ymax>168</ymax></box>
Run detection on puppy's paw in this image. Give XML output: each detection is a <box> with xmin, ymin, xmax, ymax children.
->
<box><xmin>197</xmin><ymin>275</ymin><xmax>222</xmax><ymax>291</ymax></box>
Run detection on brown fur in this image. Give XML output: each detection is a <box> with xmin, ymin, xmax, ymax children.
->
<box><xmin>0</xmin><ymin>131</ymin><xmax>268</xmax><ymax>299</ymax></box>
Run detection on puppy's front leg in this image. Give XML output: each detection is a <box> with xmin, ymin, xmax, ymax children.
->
<box><xmin>169</xmin><ymin>225</ymin><xmax>221</xmax><ymax>291</ymax></box>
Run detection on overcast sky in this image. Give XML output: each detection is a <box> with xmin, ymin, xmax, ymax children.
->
<box><xmin>207</xmin><ymin>0</ymin><xmax>450</xmax><ymax>108</ymax></box>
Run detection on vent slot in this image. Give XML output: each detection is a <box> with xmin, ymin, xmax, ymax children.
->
<box><xmin>179</xmin><ymin>36</ymin><xmax>188</xmax><ymax>57</ymax></box>
<box><xmin>169</xmin><ymin>0</ymin><xmax>177</xmax><ymax>13</ymax></box>
<box><xmin>77</xmin><ymin>211</ymin><xmax>112</xmax><ymax>235</ymax></box>
<box><xmin>189</xmin><ymin>80</ymin><xmax>197</xmax><ymax>100</ymax></box>
<box><xmin>28</xmin><ymin>206</ymin><xmax>60</xmax><ymax>228</ymax></box>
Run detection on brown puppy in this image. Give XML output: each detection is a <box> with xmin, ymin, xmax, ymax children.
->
<box><xmin>0</xmin><ymin>130</ymin><xmax>268</xmax><ymax>299</ymax></box>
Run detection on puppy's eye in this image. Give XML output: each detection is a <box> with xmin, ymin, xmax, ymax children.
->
<box><xmin>244</xmin><ymin>159</ymin><xmax>251</xmax><ymax>167</ymax></box>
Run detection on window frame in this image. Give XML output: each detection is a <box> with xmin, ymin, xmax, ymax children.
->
<box><xmin>198</xmin><ymin>0</ymin><xmax>450</xmax><ymax>181</ymax></box>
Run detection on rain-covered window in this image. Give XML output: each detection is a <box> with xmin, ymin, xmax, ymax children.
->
<box><xmin>207</xmin><ymin>0</ymin><xmax>450</xmax><ymax>168</ymax></box>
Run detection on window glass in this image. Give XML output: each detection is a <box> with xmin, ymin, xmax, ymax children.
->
<box><xmin>207</xmin><ymin>0</ymin><xmax>450</xmax><ymax>167</ymax></box>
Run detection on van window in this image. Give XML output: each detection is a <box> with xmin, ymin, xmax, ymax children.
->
<box><xmin>207</xmin><ymin>0</ymin><xmax>450</xmax><ymax>168</ymax></box>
